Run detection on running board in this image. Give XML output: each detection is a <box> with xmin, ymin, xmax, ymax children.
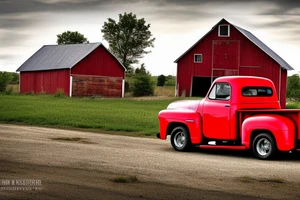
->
<box><xmin>199</xmin><ymin>145</ymin><xmax>247</xmax><ymax>150</ymax></box>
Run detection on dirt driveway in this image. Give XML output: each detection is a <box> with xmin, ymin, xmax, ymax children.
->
<box><xmin>1</xmin><ymin>124</ymin><xmax>300</xmax><ymax>200</ymax></box>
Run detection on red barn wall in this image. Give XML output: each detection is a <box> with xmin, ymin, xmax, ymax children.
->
<box><xmin>20</xmin><ymin>69</ymin><xmax>70</xmax><ymax>95</ymax></box>
<box><xmin>71</xmin><ymin>46</ymin><xmax>124</xmax><ymax>78</ymax></box>
<box><xmin>176</xmin><ymin>20</ymin><xmax>287</xmax><ymax>107</ymax></box>
<box><xmin>70</xmin><ymin>45</ymin><xmax>125</xmax><ymax>98</ymax></box>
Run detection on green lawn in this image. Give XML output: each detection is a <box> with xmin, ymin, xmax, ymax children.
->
<box><xmin>286</xmin><ymin>101</ymin><xmax>300</xmax><ymax>109</ymax></box>
<box><xmin>1</xmin><ymin>94</ymin><xmax>296</xmax><ymax>137</ymax></box>
<box><xmin>0</xmin><ymin>94</ymin><xmax>183</xmax><ymax>137</ymax></box>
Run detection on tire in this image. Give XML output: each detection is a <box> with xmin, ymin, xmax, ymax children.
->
<box><xmin>252</xmin><ymin>133</ymin><xmax>277</xmax><ymax>160</ymax></box>
<box><xmin>170</xmin><ymin>126</ymin><xmax>191</xmax><ymax>151</ymax></box>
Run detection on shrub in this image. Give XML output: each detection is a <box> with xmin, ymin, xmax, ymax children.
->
<box><xmin>125</xmin><ymin>81</ymin><xmax>130</xmax><ymax>92</ymax></box>
<box><xmin>11</xmin><ymin>73</ymin><xmax>19</xmax><ymax>84</ymax></box>
<box><xmin>165</xmin><ymin>75</ymin><xmax>176</xmax><ymax>86</ymax></box>
<box><xmin>157</xmin><ymin>74</ymin><xmax>166</xmax><ymax>86</ymax></box>
<box><xmin>4</xmin><ymin>87</ymin><xmax>13</xmax><ymax>95</ymax></box>
<box><xmin>54</xmin><ymin>89</ymin><xmax>65</xmax><ymax>98</ymax></box>
<box><xmin>132</xmin><ymin>74</ymin><xmax>154</xmax><ymax>96</ymax></box>
<box><xmin>287</xmin><ymin>75</ymin><xmax>300</xmax><ymax>100</ymax></box>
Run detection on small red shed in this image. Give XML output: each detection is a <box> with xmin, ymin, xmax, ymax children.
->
<box><xmin>17</xmin><ymin>43</ymin><xmax>126</xmax><ymax>97</ymax></box>
<box><xmin>175</xmin><ymin>18</ymin><xmax>293</xmax><ymax>108</ymax></box>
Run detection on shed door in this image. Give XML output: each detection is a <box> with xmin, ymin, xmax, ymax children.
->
<box><xmin>212</xmin><ymin>41</ymin><xmax>239</xmax><ymax>77</ymax></box>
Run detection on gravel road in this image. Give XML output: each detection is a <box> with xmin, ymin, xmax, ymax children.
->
<box><xmin>1</xmin><ymin>124</ymin><xmax>300</xmax><ymax>200</ymax></box>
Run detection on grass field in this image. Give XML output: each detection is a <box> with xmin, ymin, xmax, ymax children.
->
<box><xmin>0</xmin><ymin>94</ymin><xmax>185</xmax><ymax>137</ymax></box>
<box><xmin>286</xmin><ymin>101</ymin><xmax>300</xmax><ymax>109</ymax></box>
<box><xmin>1</xmin><ymin>84</ymin><xmax>297</xmax><ymax>137</ymax></box>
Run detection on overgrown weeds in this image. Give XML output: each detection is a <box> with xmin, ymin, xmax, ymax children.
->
<box><xmin>4</xmin><ymin>87</ymin><xmax>13</xmax><ymax>95</ymax></box>
<box><xmin>54</xmin><ymin>89</ymin><xmax>65</xmax><ymax>98</ymax></box>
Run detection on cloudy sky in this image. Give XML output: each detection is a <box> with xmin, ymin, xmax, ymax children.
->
<box><xmin>0</xmin><ymin>0</ymin><xmax>300</xmax><ymax>75</ymax></box>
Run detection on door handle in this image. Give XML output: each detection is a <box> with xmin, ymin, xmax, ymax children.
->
<box><xmin>224</xmin><ymin>104</ymin><xmax>230</xmax><ymax>107</ymax></box>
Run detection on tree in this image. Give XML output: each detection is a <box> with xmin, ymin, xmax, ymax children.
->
<box><xmin>157</xmin><ymin>75</ymin><xmax>166</xmax><ymax>86</ymax></box>
<box><xmin>11</xmin><ymin>72</ymin><xmax>19</xmax><ymax>84</ymax></box>
<box><xmin>165</xmin><ymin>75</ymin><xmax>176</xmax><ymax>86</ymax></box>
<box><xmin>0</xmin><ymin>72</ymin><xmax>13</xmax><ymax>92</ymax></box>
<box><xmin>287</xmin><ymin>74</ymin><xmax>300</xmax><ymax>100</ymax></box>
<box><xmin>101</xmin><ymin>12</ymin><xmax>155</xmax><ymax>70</ymax></box>
<box><xmin>135</xmin><ymin>63</ymin><xmax>150</xmax><ymax>75</ymax></box>
<box><xmin>57</xmin><ymin>31</ymin><xmax>89</xmax><ymax>44</ymax></box>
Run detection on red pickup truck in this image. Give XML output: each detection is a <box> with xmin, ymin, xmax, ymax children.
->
<box><xmin>157</xmin><ymin>76</ymin><xmax>300</xmax><ymax>159</ymax></box>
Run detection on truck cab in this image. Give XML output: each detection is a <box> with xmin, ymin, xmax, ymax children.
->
<box><xmin>158</xmin><ymin>76</ymin><xmax>298</xmax><ymax>159</ymax></box>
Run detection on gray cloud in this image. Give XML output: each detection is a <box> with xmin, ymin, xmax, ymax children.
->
<box><xmin>145</xmin><ymin>0</ymin><xmax>300</xmax><ymax>23</ymax></box>
<box><xmin>0</xmin><ymin>53</ymin><xmax>19</xmax><ymax>71</ymax></box>
<box><xmin>284</xmin><ymin>29</ymin><xmax>300</xmax><ymax>41</ymax></box>
<box><xmin>258</xmin><ymin>0</ymin><xmax>300</xmax><ymax>15</ymax></box>
<box><xmin>1</xmin><ymin>0</ymin><xmax>299</xmax><ymax>17</ymax></box>
<box><xmin>0</xmin><ymin>0</ymin><xmax>50</xmax><ymax>15</ymax></box>
<box><xmin>0</xmin><ymin>13</ymin><xmax>42</xmax><ymax>51</ymax></box>
<box><xmin>253</xmin><ymin>18</ymin><xmax>300</xmax><ymax>29</ymax></box>
<box><xmin>162</xmin><ymin>0</ymin><xmax>300</xmax><ymax>8</ymax></box>
<box><xmin>1</xmin><ymin>0</ymin><xmax>299</xmax><ymax>39</ymax></box>
<box><xmin>0</xmin><ymin>30</ymin><xmax>31</xmax><ymax>47</ymax></box>
<box><xmin>0</xmin><ymin>0</ymin><xmax>138</xmax><ymax>15</ymax></box>
<box><xmin>0</xmin><ymin>54</ymin><xmax>14</xmax><ymax>60</ymax></box>
<box><xmin>0</xmin><ymin>15</ymin><xmax>35</xmax><ymax>29</ymax></box>
<box><xmin>0</xmin><ymin>0</ymin><xmax>300</xmax><ymax>73</ymax></box>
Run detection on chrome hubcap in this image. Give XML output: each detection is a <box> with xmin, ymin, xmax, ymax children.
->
<box><xmin>256</xmin><ymin>138</ymin><xmax>271</xmax><ymax>156</ymax></box>
<box><xmin>174</xmin><ymin>131</ymin><xmax>186</xmax><ymax>148</ymax></box>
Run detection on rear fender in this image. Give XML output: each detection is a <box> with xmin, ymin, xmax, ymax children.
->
<box><xmin>158</xmin><ymin>111</ymin><xmax>202</xmax><ymax>144</ymax></box>
<box><xmin>242</xmin><ymin>115</ymin><xmax>295</xmax><ymax>151</ymax></box>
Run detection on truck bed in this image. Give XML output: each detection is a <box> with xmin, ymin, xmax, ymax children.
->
<box><xmin>237</xmin><ymin>109</ymin><xmax>300</xmax><ymax>140</ymax></box>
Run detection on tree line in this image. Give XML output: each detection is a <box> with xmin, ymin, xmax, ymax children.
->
<box><xmin>0</xmin><ymin>72</ymin><xmax>19</xmax><ymax>93</ymax></box>
<box><xmin>287</xmin><ymin>74</ymin><xmax>300</xmax><ymax>100</ymax></box>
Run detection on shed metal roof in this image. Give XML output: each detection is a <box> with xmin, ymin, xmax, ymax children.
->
<box><xmin>17</xmin><ymin>43</ymin><xmax>126</xmax><ymax>72</ymax></box>
<box><xmin>174</xmin><ymin>19</ymin><xmax>293</xmax><ymax>71</ymax></box>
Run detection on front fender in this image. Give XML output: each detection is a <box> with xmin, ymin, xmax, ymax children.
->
<box><xmin>158</xmin><ymin>110</ymin><xmax>202</xmax><ymax>144</ymax></box>
<box><xmin>242</xmin><ymin>115</ymin><xmax>295</xmax><ymax>151</ymax></box>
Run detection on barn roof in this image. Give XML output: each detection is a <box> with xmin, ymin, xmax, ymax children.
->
<box><xmin>174</xmin><ymin>18</ymin><xmax>293</xmax><ymax>70</ymax></box>
<box><xmin>17</xmin><ymin>43</ymin><xmax>126</xmax><ymax>72</ymax></box>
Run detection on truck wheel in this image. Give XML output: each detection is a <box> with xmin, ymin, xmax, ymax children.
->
<box><xmin>170</xmin><ymin>126</ymin><xmax>191</xmax><ymax>151</ymax></box>
<box><xmin>252</xmin><ymin>133</ymin><xmax>276</xmax><ymax>160</ymax></box>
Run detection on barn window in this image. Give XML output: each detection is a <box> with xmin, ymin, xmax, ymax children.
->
<box><xmin>218</xmin><ymin>25</ymin><xmax>230</xmax><ymax>37</ymax></box>
<box><xmin>194</xmin><ymin>54</ymin><xmax>203</xmax><ymax>63</ymax></box>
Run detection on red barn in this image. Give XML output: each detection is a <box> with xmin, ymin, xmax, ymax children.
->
<box><xmin>17</xmin><ymin>43</ymin><xmax>126</xmax><ymax>97</ymax></box>
<box><xmin>175</xmin><ymin>18</ymin><xmax>293</xmax><ymax>108</ymax></box>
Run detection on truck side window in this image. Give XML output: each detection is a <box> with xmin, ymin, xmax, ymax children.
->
<box><xmin>209</xmin><ymin>83</ymin><xmax>231</xmax><ymax>100</ymax></box>
<box><xmin>208</xmin><ymin>85</ymin><xmax>217</xmax><ymax>99</ymax></box>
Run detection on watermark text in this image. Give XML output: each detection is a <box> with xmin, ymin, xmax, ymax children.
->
<box><xmin>1</xmin><ymin>179</ymin><xmax>42</xmax><ymax>191</ymax></box>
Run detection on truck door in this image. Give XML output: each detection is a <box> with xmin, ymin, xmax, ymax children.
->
<box><xmin>202</xmin><ymin>83</ymin><xmax>231</xmax><ymax>140</ymax></box>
